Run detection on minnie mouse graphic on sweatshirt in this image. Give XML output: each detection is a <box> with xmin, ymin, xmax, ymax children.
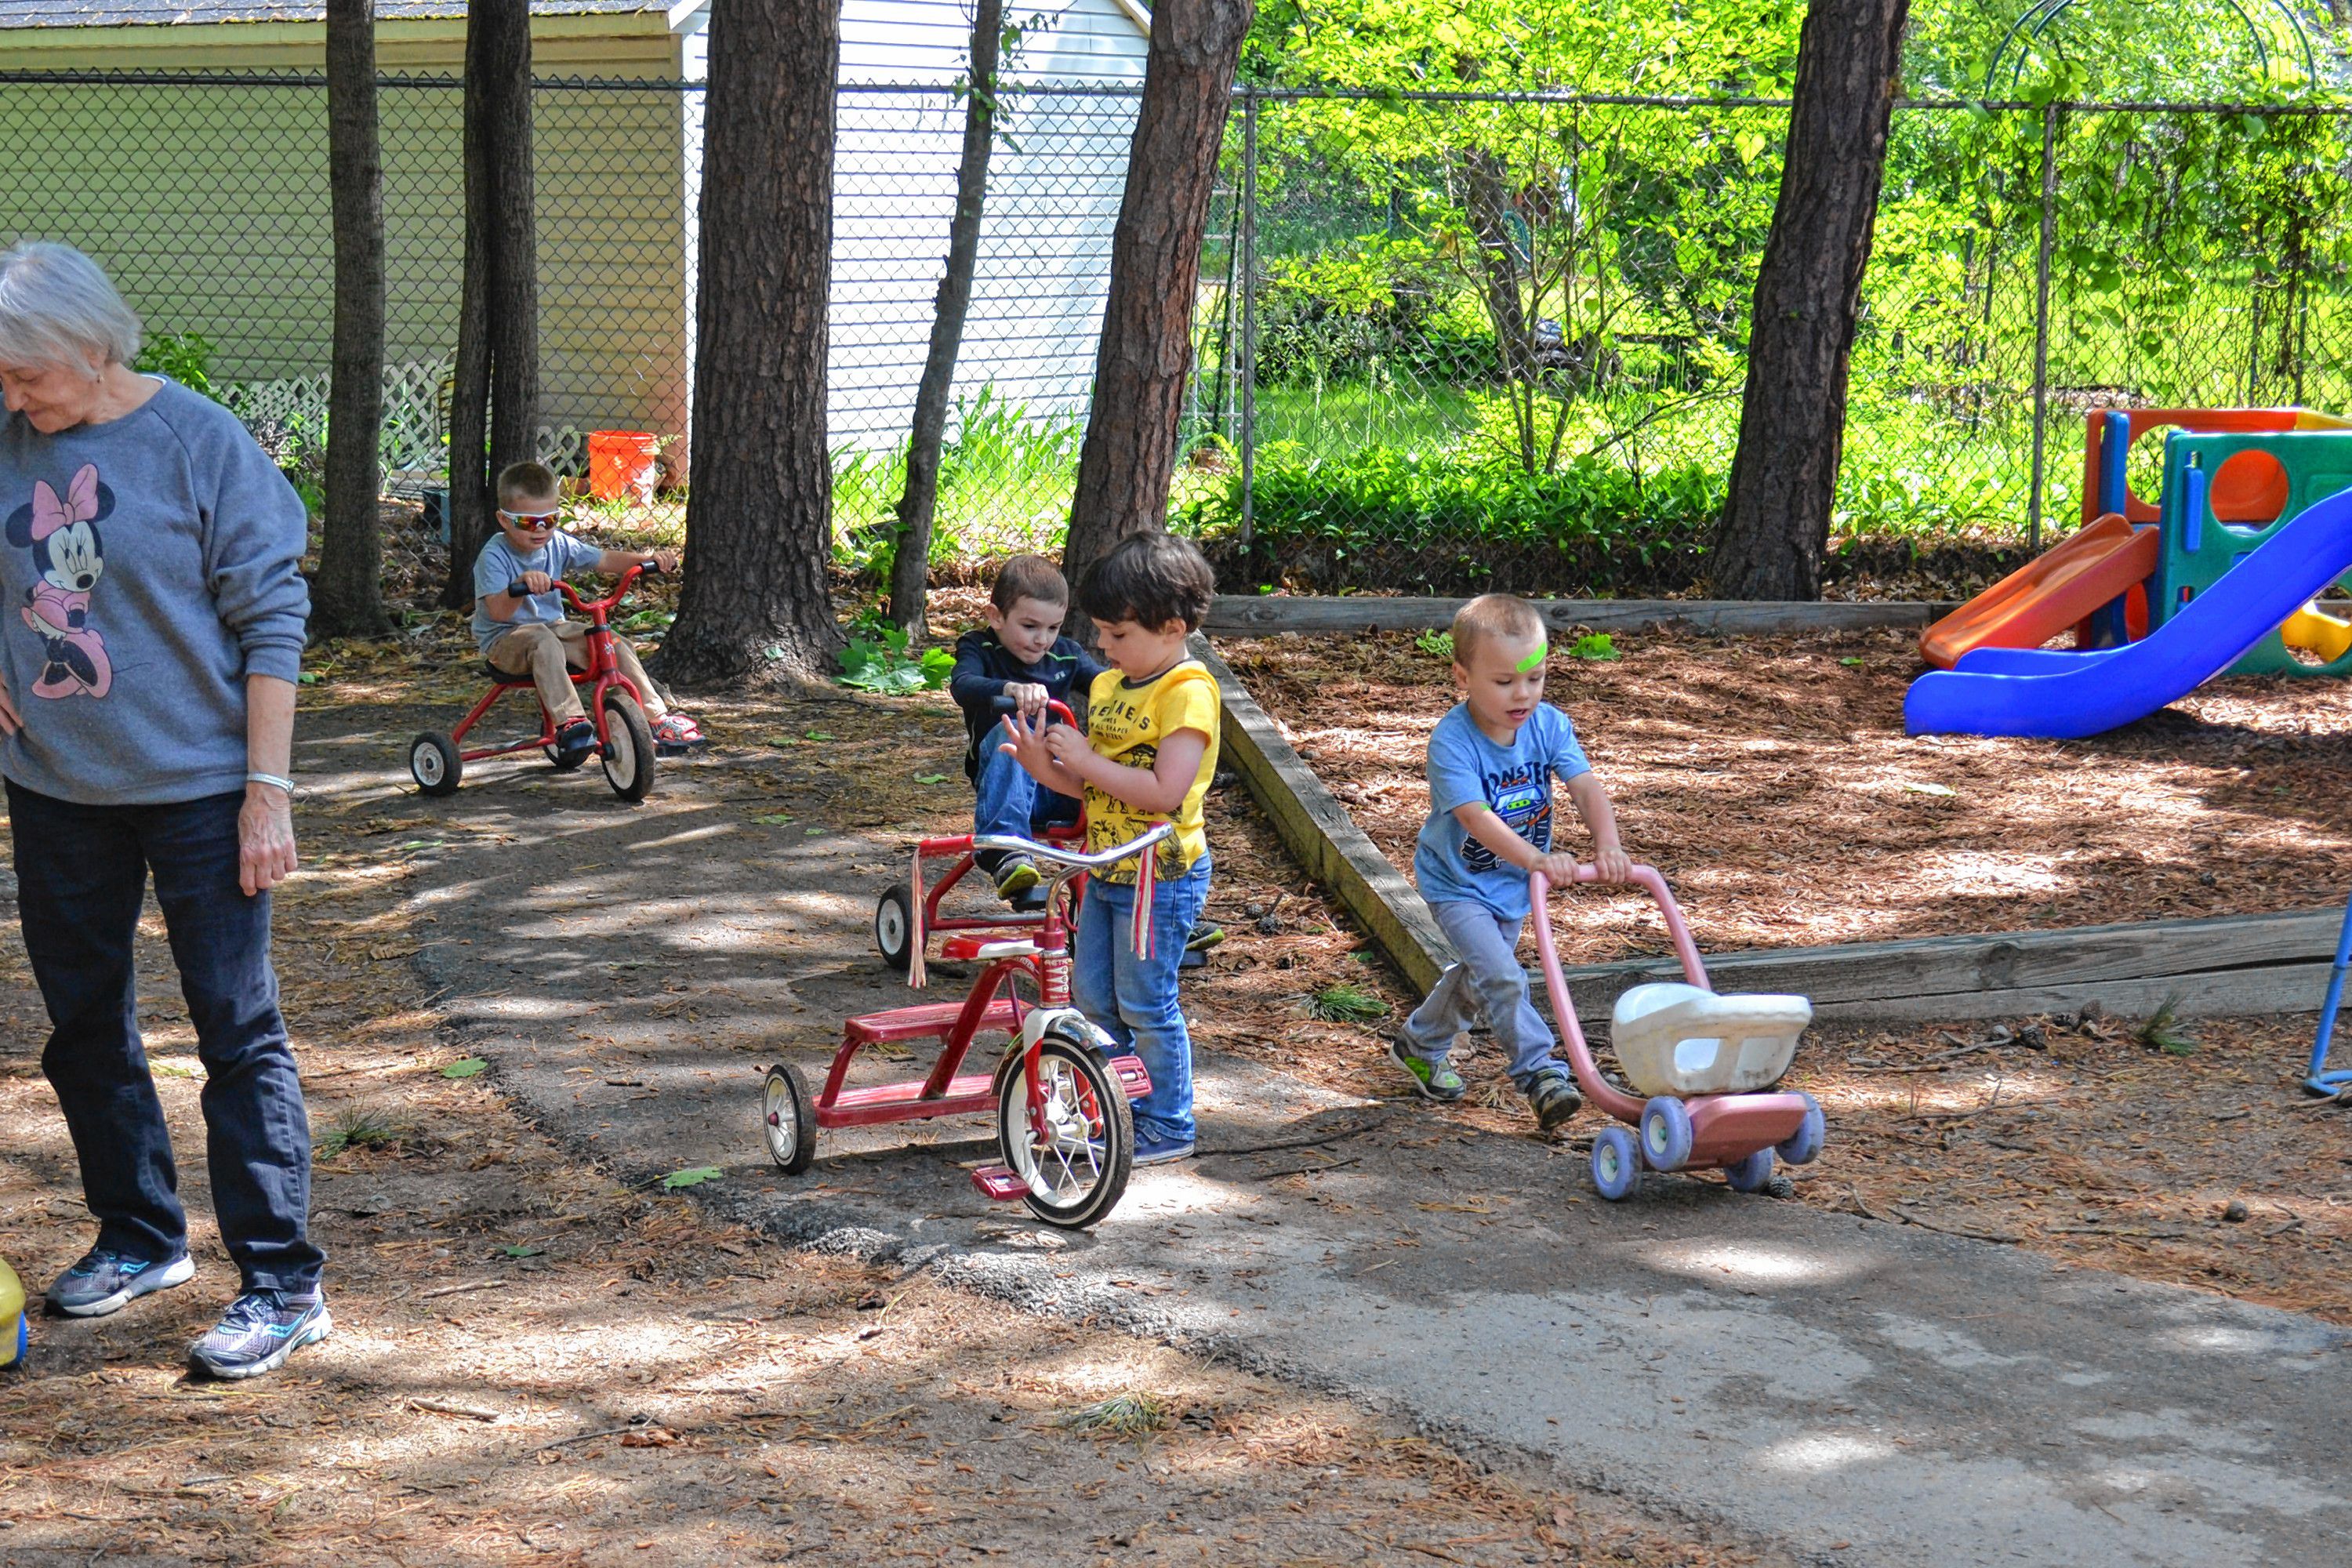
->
<box><xmin>0</xmin><ymin>376</ymin><xmax>308</xmax><ymax>805</ymax></box>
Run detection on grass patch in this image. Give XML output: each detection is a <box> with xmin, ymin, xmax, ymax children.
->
<box><xmin>1304</xmin><ymin>982</ymin><xmax>1392</xmax><ymax>1024</ymax></box>
<box><xmin>2136</xmin><ymin>994</ymin><xmax>2198</xmax><ymax>1056</ymax></box>
<box><xmin>316</xmin><ymin>1107</ymin><xmax>414</xmax><ymax>1159</ymax></box>
<box><xmin>1060</xmin><ymin>1392</ymin><xmax>1171</xmax><ymax>1437</ymax></box>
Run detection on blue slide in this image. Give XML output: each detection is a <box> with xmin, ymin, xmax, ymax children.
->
<box><xmin>1906</xmin><ymin>485</ymin><xmax>2352</xmax><ymax>739</ymax></box>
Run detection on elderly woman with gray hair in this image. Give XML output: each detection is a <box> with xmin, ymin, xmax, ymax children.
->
<box><xmin>0</xmin><ymin>241</ymin><xmax>325</xmax><ymax>1379</ymax></box>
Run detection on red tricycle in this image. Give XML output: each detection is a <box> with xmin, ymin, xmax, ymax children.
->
<box><xmin>408</xmin><ymin>561</ymin><xmax>663</xmax><ymax>803</ymax></box>
<box><xmin>1530</xmin><ymin>863</ymin><xmax>1826</xmax><ymax>1201</ymax></box>
<box><xmin>764</xmin><ymin>822</ymin><xmax>1173</xmax><ymax>1229</ymax></box>
<box><xmin>872</xmin><ymin>696</ymin><xmax>1086</xmax><ymax>973</ymax></box>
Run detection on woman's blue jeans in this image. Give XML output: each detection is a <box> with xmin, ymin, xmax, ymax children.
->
<box><xmin>9</xmin><ymin>782</ymin><xmax>322</xmax><ymax>1293</ymax></box>
<box><xmin>1071</xmin><ymin>854</ymin><xmax>1211</xmax><ymax>1146</ymax></box>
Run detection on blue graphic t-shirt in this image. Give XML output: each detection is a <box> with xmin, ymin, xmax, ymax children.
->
<box><xmin>1411</xmin><ymin>702</ymin><xmax>1592</xmax><ymax>920</ymax></box>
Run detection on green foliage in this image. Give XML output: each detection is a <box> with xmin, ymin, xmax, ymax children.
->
<box><xmin>1414</xmin><ymin>630</ymin><xmax>1454</xmax><ymax>659</ymax></box>
<box><xmin>441</xmin><ymin>1058</ymin><xmax>488</xmax><ymax>1080</ymax></box>
<box><xmin>833</xmin><ymin>388</ymin><xmax>1084</xmax><ymax>572</ymax></box>
<box><xmin>314</xmin><ymin>1107</ymin><xmax>411</xmax><ymax>1159</ymax></box>
<box><xmin>135</xmin><ymin>331</ymin><xmax>215</xmax><ymax>396</ymax></box>
<box><xmin>1567</xmin><ymin>632</ymin><xmax>1618</xmax><ymax>661</ymax></box>
<box><xmin>662</xmin><ymin>1167</ymin><xmax>725</xmax><ymax>1189</ymax></box>
<box><xmin>837</xmin><ymin>612</ymin><xmax>956</xmax><ymax>694</ymax></box>
<box><xmin>1304</xmin><ymin>982</ymin><xmax>1392</xmax><ymax>1023</ymax></box>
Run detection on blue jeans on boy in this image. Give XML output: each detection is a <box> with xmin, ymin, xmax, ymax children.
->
<box><xmin>8</xmin><ymin>782</ymin><xmax>323</xmax><ymax>1294</ymax></box>
<box><xmin>1072</xmin><ymin>854</ymin><xmax>1211</xmax><ymax>1146</ymax></box>
<box><xmin>1399</xmin><ymin>900</ymin><xmax>1566</xmax><ymax>1091</ymax></box>
<box><xmin>971</xmin><ymin>742</ymin><xmax>1079</xmax><ymax>866</ymax></box>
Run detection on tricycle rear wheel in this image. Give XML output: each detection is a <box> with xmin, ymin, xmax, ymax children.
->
<box><xmin>763</xmin><ymin>1063</ymin><xmax>815</xmax><ymax>1174</ymax></box>
<box><xmin>409</xmin><ymin>732</ymin><xmax>461</xmax><ymax>797</ymax></box>
<box><xmin>996</xmin><ymin>1029</ymin><xmax>1133</xmax><ymax>1229</ymax></box>
<box><xmin>874</xmin><ymin>884</ymin><xmax>913</xmax><ymax>971</ymax></box>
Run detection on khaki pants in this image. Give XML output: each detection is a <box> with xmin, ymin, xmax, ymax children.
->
<box><xmin>485</xmin><ymin>620</ymin><xmax>666</xmax><ymax>726</ymax></box>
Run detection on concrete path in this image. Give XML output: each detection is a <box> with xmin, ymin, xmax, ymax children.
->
<box><xmin>311</xmin><ymin>710</ymin><xmax>2351</xmax><ymax>1568</ymax></box>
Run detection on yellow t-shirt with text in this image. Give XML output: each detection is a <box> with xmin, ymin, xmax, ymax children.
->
<box><xmin>1082</xmin><ymin>660</ymin><xmax>1221</xmax><ymax>883</ymax></box>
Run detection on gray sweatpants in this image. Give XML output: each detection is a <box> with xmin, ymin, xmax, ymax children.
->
<box><xmin>1399</xmin><ymin>900</ymin><xmax>1565</xmax><ymax>1089</ymax></box>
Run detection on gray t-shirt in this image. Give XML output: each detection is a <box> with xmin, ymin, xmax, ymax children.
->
<box><xmin>0</xmin><ymin>376</ymin><xmax>309</xmax><ymax>806</ymax></box>
<box><xmin>472</xmin><ymin>528</ymin><xmax>603</xmax><ymax>653</ymax></box>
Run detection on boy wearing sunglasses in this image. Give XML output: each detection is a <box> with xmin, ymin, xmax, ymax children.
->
<box><xmin>472</xmin><ymin>460</ymin><xmax>702</xmax><ymax>764</ymax></box>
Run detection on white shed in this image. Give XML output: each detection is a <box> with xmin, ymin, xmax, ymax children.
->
<box><xmin>673</xmin><ymin>0</ymin><xmax>1152</xmax><ymax>451</ymax></box>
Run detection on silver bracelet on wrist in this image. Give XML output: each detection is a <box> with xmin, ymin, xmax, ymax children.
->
<box><xmin>246</xmin><ymin>771</ymin><xmax>296</xmax><ymax>797</ymax></box>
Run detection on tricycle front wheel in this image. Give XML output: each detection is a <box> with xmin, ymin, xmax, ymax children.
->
<box><xmin>409</xmin><ymin>732</ymin><xmax>461</xmax><ymax>797</ymax></box>
<box><xmin>996</xmin><ymin>1029</ymin><xmax>1133</xmax><ymax>1229</ymax></box>
<box><xmin>600</xmin><ymin>690</ymin><xmax>657</xmax><ymax>801</ymax></box>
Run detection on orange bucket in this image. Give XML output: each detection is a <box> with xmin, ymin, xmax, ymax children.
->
<box><xmin>586</xmin><ymin>430</ymin><xmax>660</xmax><ymax>502</ymax></box>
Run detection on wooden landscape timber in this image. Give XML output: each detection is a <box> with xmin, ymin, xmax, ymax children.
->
<box><xmin>1200</xmin><ymin>637</ymin><xmax>2343</xmax><ymax>1026</ymax></box>
<box><xmin>1204</xmin><ymin>595</ymin><xmax>1958</xmax><ymax>639</ymax></box>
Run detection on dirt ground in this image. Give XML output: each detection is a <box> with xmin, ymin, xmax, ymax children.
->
<box><xmin>0</xmin><ymin>611</ymin><xmax>1773</xmax><ymax>1568</ymax></box>
<box><xmin>1217</xmin><ymin>626</ymin><xmax>2352</xmax><ymax>964</ymax></box>
<box><xmin>1201</xmin><ymin>626</ymin><xmax>2352</xmax><ymax>1324</ymax></box>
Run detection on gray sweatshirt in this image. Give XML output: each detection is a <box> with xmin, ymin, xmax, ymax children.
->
<box><xmin>0</xmin><ymin>377</ymin><xmax>310</xmax><ymax>805</ymax></box>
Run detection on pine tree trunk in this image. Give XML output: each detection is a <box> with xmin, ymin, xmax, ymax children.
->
<box><xmin>654</xmin><ymin>0</ymin><xmax>844</xmax><ymax>686</ymax></box>
<box><xmin>1061</xmin><ymin>0</ymin><xmax>1254</xmax><ymax>620</ymax></box>
<box><xmin>1712</xmin><ymin>0</ymin><xmax>1909</xmax><ymax>601</ymax></box>
<box><xmin>315</xmin><ymin>0</ymin><xmax>391</xmax><ymax>637</ymax></box>
<box><xmin>441</xmin><ymin>2</ymin><xmax>539</xmax><ymax>609</ymax></box>
<box><xmin>887</xmin><ymin>0</ymin><xmax>1003</xmax><ymax>637</ymax></box>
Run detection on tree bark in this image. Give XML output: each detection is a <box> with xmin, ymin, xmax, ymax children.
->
<box><xmin>654</xmin><ymin>0</ymin><xmax>844</xmax><ymax>686</ymax></box>
<box><xmin>1061</xmin><ymin>0</ymin><xmax>1254</xmax><ymax>620</ymax></box>
<box><xmin>441</xmin><ymin>1</ymin><xmax>540</xmax><ymax>609</ymax></box>
<box><xmin>1712</xmin><ymin>0</ymin><xmax>1909</xmax><ymax>600</ymax></box>
<box><xmin>314</xmin><ymin>0</ymin><xmax>391</xmax><ymax>637</ymax></box>
<box><xmin>886</xmin><ymin>0</ymin><xmax>1004</xmax><ymax>637</ymax></box>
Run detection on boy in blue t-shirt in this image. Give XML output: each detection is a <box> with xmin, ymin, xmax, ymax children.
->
<box><xmin>474</xmin><ymin>461</ymin><xmax>701</xmax><ymax>764</ymax></box>
<box><xmin>948</xmin><ymin>554</ymin><xmax>1106</xmax><ymax>902</ymax></box>
<box><xmin>1392</xmin><ymin>593</ymin><xmax>1632</xmax><ymax>1130</ymax></box>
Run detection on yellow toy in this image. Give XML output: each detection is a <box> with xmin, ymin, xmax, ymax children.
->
<box><xmin>0</xmin><ymin>1256</ymin><xmax>24</xmax><ymax>1371</ymax></box>
<box><xmin>2282</xmin><ymin>602</ymin><xmax>2352</xmax><ymax>662</ymax></box>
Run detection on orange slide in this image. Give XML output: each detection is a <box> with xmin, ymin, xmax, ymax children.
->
<box><xmin>1919</xmin><ymin>514</ymin><xmax>2161</xmax><ymax>669</ymax></box>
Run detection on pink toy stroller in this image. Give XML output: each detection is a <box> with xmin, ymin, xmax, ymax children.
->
<box><xmin>1530</xmin><ymin>865</ymin><xmax>1827</xmax><ymax>1200</ymax></box>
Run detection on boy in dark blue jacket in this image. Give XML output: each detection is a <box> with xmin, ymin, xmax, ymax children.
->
<box><xmin>949</xmin><ymin>554</ymin><xmax>1105</xmax><ymax>902</ymax></box>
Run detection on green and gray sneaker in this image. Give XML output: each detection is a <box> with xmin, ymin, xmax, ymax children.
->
<box><xmin>1388</xmin><ymin>1035</ymin><xmax>1465</xmax><ymax>1102</ymax></box>
<box><xmin>1525</xmin><ymin>1068</ymin><xmax>1584</xmax><ymax>1131</ymax></box>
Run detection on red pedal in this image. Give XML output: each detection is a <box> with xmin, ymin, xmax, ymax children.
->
<box><xmin>969</xmin><ymin>1164</ymin><xmax>1029</xmax><ymax>1202</ymax></box>
<box><xmin>1109</xmin><ymin>1054</ymin><xmax>1152</xmax><ymax>1098</ymax></box>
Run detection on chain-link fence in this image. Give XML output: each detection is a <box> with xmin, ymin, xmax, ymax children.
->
<box><xmin>1203</xmin><ymin>88</ymin><xmax>2352</xmax><ymax>595</ymax></box>
<box><xmin>4</xmin><ymin>71</ymin><xmax>2350</xmax><ymax>603</ymax></box>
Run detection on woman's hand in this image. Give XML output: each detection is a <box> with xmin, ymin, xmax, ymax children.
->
<box><xmin>0</xmin><ymin>666</ymin><xmax>18</xmax><ymax>736</ymax></box>
<box><xmin>239</xmin><ymin>782</ymin><xmax>298</xmax><ymax>895</ymax></box>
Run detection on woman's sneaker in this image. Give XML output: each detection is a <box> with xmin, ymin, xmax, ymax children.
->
<box><xmin>1388</xmin><ymin>1035</ymin><xmax>1465</xmax><ymax>1102</ymax></box>
<box><xmin>187</xmin><ymin>1290</ymin><xmax>331</xmax><ymax>1381</ymax></box>
<box><xmin>45</xmin><ymin>1248</ymin><xmax>194</xmax><ymax>1318</ymax></box>
<box><xmin>1525</xmin><ymin>1068</ymin><xmax>1584</xmax><ymax>1131</ymax></box>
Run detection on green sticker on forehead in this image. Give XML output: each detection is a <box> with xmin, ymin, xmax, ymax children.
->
<box><xmin>1516</xmin><ymin>644</ymin><xmax>1548</xmax><ymax>672</ymax></box>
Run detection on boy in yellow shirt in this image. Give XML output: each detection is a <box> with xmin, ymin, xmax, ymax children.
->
<box><xmin>998</xmin><ymin>532</ymin><xmax>1219</xmax><ymax>1163</ymax></box>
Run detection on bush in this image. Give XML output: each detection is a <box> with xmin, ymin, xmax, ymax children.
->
<box><xmin>135</xmin><ymin>330</ymin><xmax>214</xmax><ymax>396</ymax></box>
<box><xmin>1254</xmin><ymin>237</ymin><xmax>1501</xmax><ymax>387</ymax></box>
<box><xmin>1196</xmin><ymin>444</ymin><xmax>1725</xmax><ymax>596</ymax></box>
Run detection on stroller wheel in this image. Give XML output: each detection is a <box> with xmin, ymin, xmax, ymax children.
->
<box><xmin>1724</xmin><ymin>1146</ymin><xmax>1776</xmax><ymax>1192</ymax></box>
<box><xmin>1640</xmin><ymin>1096</ymin><xmax>1693</xmax><ymax>1171</ymax></box>
<box><xmin>1592</xmin><ymin>1126</ymin><xmax>1641</xmax><ymax>1201</ymax></box>
<box><xmin>1777</xmin><ymin>1093</ymin><xmax>1826</xmax><ymax>1166</ymax></box>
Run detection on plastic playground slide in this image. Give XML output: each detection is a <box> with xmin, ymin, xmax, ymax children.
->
<box><xmin>1918</xmin><ymin>514</ymin><xmax>2159</xmax><ymax>668</ymax></box>
<box><xmin>1905</xmin><ymin>485</ymin><xmax>2352</xmax><ymax>739</ymax></box>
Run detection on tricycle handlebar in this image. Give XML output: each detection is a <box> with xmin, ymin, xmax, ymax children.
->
<box><xmin>972</xmin><ymin>821</ymin><xmax>1173</xmax><ymax>873</ymax></box>
<box><xmin>990</xmin><ymin>695</ymin><xmax>1079</xmax><ymax>728</ymax></box>
<box><xmin>504</xmin><ymin>559</ymin><xmax>657</xmax><ymax>616</ymax></box>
